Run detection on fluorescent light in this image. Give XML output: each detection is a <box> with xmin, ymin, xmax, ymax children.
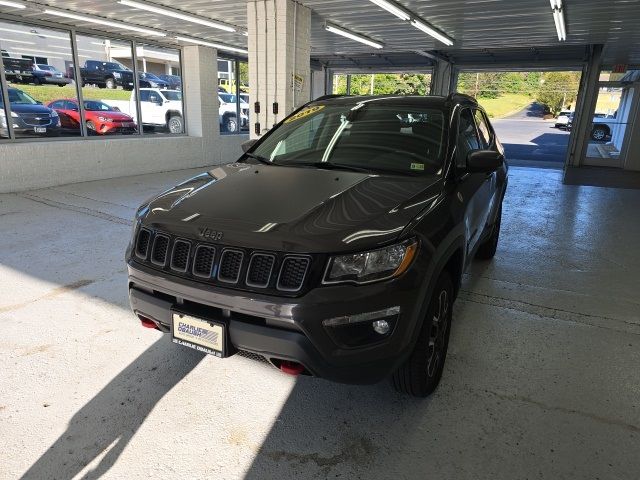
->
<box><xmin>325</xmin><ymin>23</ymin><xmax>383</xmax><ymax>49</ymax></box>
<box><xmin>550</xmin><ymin>0</ymin><xmax>566</xmax><ymax>41</ymax></box>
<box><xmin>0</xmin><ymin>27</ymin><xmax>69</xmax><ymax>41</ymax></box>
<box><xmin>368</xmin><ymin>0</ymin><xmax>410</xmax><ymax>21</ymax></box>
<box><xmin>0</xmin><ymin>1</ymin><xmax>25</xmax><ymax>9</ymax></box>
<box><xmin>175</xmin><ymin>36</ymin><xmax>248</xmax><ymax>54</ymax></box>
<box><xmin>118</xmin><ymin>0</ymin><xmax>235</xmax><ymax>33</ymax></box>
<box><xmin>43</xmin><ymin>9</ymin><xmax>166</xmax><ymax>37</ymax></box>
<box><xmin>410</xmin><ymin>19</ymin><xmax>453</xmax><ymax>46</ymax></box>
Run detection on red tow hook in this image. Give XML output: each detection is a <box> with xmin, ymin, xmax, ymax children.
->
<box><xmin>280</xmin><ymin>361</ymin><xmax>304</xmax><ymax>376</ymax></box>
<box><xmin>139</xmin><ymin>316</ymin><xmax>158</xmax><ymax>330</ymax></box>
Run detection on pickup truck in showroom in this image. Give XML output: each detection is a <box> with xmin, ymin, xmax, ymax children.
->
<box><xmin>126</xmin><ymin>93</ymin><xmax>508</xmax><ymax>397</ymax></box>
<box><xmin>74</xmin><ymin>60</ymin><xmax>135</xmax><ymax>90</ymax></box>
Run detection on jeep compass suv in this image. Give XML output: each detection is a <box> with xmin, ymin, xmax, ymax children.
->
<box><xmin>126</xmin><ymin>93</ymin><xmax>508</xmax><ymax>397</ymax></box>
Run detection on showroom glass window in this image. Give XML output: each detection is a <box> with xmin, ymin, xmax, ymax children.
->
<box><xmin>0</xmin><ymin>20</ymin><xmax>81</xmax><ymax>138</ymax></box>
<box><xmin>474</xmin><ymin>109</ymin><xmax>492</xmax><ymax>148</ymax></box>
<box><xmin>136</xmin><ymin>43</ymin><xmax>184</xmax><ymax>135</ymax></box>
<box><xmin>457</xmin><ymin>109</ymin><xmax>482</xmax><ymax>167</ymax></box>
<box><xmin>217</xmin><ymin>57</ymin><xmax>248</xmax><ymax>135</ymax></box>
<box><xmin>75</xmin><ymin>34</ymin><xmax>139</xmax><ymax>136</ymax></box>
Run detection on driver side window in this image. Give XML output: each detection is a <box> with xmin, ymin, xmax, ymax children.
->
<box><xmin>456</xmin><ymin>109</ymin><xmax>481</xmax><ymax>168</ymax></box>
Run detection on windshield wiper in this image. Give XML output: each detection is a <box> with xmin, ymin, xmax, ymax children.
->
<box><xmin>244</xmin><ymin>152</ymin><xmax>276</xmax><ymax>166</ymax></box>
<box><xmin>296</xmin><ymin>161</ymin><xmax>373</xmax><ymax>174</ymax></box>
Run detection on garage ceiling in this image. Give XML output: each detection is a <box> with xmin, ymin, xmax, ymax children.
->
<box><xmin>4</xmin><ymin>0</ymin><xmax>640</xmax><ymax>66</ymax></box>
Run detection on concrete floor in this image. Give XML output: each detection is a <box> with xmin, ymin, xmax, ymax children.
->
<box><xmin>1</xmin><ymin>166</ymin><xmax>639</xmax><ymax>479</ymax></box>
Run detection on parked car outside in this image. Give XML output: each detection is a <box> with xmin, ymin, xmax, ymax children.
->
<box><xmin>564</xmin><ymin>112</ymin><xmax>617</xmax><ymax>141</ymax></box>
<box><xmin>71</xmin><ymin>60</ymin><xmax>134</xmax><ymax>90</ymax></box>
<box><xmin>47</xmin><ymin>98</ymin><xmax>137</xmax><ymax>135</ymax></box>
<box><xmin>554</xmin><ymin>110</ymin><xmax>573</xmax><ymax>129</ymax></box>
<box><xmin>0</xmin><ymin>87</ymin><xmax>60</xmax><ymax>138</ymax></box>
<box><xmin>138</xmin><ymin>72</ymin><xmax>169</xmax><ymax>89</ymax></box>
<box><xmin>31</xmin><ymin>64</ymin><xmax>72</xmax><ymax>87</ymax></box>
<box><xmin>218</xmin><ymin>93</ymin><xmax>249</xmax><ymax>132</ymax></box>
<box><xmin>126</xmin><ymin>93</ymin><xmax>508</xmax><ymax>397</ymax></box>
<box><xmin>158</xmin><ymin>74</ymin><xmax>182</xmax><ymax>90</ymax></box>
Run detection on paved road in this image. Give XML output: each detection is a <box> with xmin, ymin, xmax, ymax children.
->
<box><xmin>492</xmin><ymin>102</ymin><xmax>569</xmax><ymax>164</ymax></box>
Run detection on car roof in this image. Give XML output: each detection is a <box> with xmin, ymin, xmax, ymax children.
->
<box><xmin>308</xmin><ymin>93</ymin><xmax>478</xmax><ymax>110</ymax></box>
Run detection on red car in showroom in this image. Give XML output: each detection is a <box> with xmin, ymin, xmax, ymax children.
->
<box><xmin>46</xmin><ymin>98</ymin><xmax>137</xmax><ymax>135</ymax></box>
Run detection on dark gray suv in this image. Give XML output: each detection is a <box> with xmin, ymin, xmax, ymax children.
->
<box><xmin>126</xmin><ymin>93</ymin><xmax>508</xmax><ymax>397</ymax></box>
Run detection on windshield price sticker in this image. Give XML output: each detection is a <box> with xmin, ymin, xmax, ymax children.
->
<box><xmin>284</xmin><ymin>105</ymin><xmax>325</xmax><ymax>124</ymax></box>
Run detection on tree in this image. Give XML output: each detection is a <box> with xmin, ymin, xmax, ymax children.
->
<box><xmin>536</xmin><ymin>71</ymin><xmax>581</xmax><ymax>115</ymax></box>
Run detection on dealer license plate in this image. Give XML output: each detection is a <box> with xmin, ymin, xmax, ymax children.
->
<box><xmin>172</xmin><ymin>312</ymin><xmax>226</xmax><ymax>357</ymax></box>
<box><xmin>34</xmin><ymin>127</ymin><xmax>46</xmax><ymax>133</ymax></box>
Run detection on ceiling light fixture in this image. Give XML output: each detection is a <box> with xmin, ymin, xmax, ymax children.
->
<box><xmin>118</xmin><ymin>0</ymin><xmax>235</xmax><ymax>33</ymax></box>
<box><xmin>368</xmin><ymin>0</ymin><xmax>410</xmax><ymax>21</ymax></box>
<box><xmin>367</xmin><ymin>0</ymin><xmax>453</xmax><ymax>46</ymax></box>
<box><xmin>43</xmin><ymin>9</ymin><xmax>166</xmax><ymax>37</ymax></box>
<box><xmin>550</xmin><ymin>0</ymin><xmax>566</xmax><ymax>41</ymax></box>
<box><xmin>324</xmin><ymin>22</ymin><xmax>383</xmax><ymax>49</ymax></box>
<box><xmin>410</xmin><ymin>19</ymin><xmax>454</xmax><ymax>46</ymax></box>
<box><xmin>175</xmin><ymin>36</ymin><xmax>248</xmax><ymax>54</ymax></box>
<box><xmin>0</xmin><ymin>1</ymin><xmax>26</xmax><ymax>9</ymax></box>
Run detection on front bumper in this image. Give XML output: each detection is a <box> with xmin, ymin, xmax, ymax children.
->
<box><xmin>128</xmin><ymin>257</ymin><xmax>430</xmax><ymax>384</ymax></box>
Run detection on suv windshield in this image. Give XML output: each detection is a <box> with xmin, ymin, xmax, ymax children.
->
<box><xmin>1</xmin><ymin>89</ymin><xmax>38</xmax><ymax>105</ymax></box>
<box><xmin>161</xmin><ymin>90</ymin><xmax>182</xmax><ymax>101</ymax></box>
<box><xmin>250</xmin><ymin>101</ymin><xmax>446</xmax><ymax>176</ymax></box>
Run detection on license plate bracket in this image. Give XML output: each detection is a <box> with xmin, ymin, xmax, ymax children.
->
<box><xmin>171</xmin><ymin>311</ymin><xmax>228</xmax><ymax>358</ymax></box>
<box><xmin>34</xmin><ymin>127</ymin><xmax>46</xmax><ymax>133</ymax></box>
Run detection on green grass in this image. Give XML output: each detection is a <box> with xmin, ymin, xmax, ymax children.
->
<box><xmin>475</xmin><ymin>93</ymin><xmax>534</xmax><ymax>119</ymax></box>
<box><xmin>8</xmin><ymin>82</ymin><xmax>131</xmax><ymax>104</ymax></box>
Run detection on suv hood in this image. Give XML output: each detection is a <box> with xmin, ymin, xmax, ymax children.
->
<box><xmin>138</xmin><ymin>163</ymin><xmax>442</xmax><ymax>253</ymax></box>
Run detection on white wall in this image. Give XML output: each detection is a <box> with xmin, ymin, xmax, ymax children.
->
<box><xmin>0</xmin><ymin>134</ymin><xmax>247</xmax><ymax>193</ymax></box>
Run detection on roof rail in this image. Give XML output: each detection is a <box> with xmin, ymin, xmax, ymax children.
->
<box><xmin>446</xmin><ymin>92</ymin><xmax>478</xmax><ymax>104</ymax></box>
<box><xmin>313</xmin><ymin>94</ymin><xmax>351</xmax><ymax>101</ymax></box>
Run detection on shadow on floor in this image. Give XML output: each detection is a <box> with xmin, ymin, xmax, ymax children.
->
<box><xmin>20</xmin><ymin>337</ymin><xmax>204</xmax><ymax>480</ymax></box>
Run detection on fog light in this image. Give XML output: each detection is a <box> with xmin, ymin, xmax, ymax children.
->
<box><xmin>372</xmin><ymin>319</ymin><xmax>390</xmax><ymax>335</ymax></box>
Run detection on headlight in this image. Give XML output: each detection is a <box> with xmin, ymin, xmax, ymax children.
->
<box><xmin>113</xmin><ymin>72</ymin><xmax>121</xmax><ymax>78</ymax></box>
<box><xmin>11</xmin><ymin>111</ymin><xmax>19</xmax><ymax>118</ymax></box>
<box><xmin>323</xmin><ymin>239</ymin><xmax>418</xmax><ymax>285</ymax></box>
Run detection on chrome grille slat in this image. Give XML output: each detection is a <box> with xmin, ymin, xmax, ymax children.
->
<box><xmin>217</xmin><ymin>249</ymin><xmax>244</xmax><ymax>284</ymax></box>
<box><xmin>170</xmin><ymin>239</ymin><xmax>191</xmax><ymax>273</ymax></box>
<box><xmin>150</xmin><ymin>234</ymin><xmax>170</xmax><ymax>266</ymax></box>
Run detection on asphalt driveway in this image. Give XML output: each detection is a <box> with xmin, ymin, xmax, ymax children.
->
<box><xmin>492</xmin><ymin>102</ymin><xmax>570</xmax><ymax>165</ymax></box>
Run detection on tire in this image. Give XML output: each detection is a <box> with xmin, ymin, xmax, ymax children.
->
<box><xmin>591</xmin><ymin>126</ymin><xmax>608</xmax><ymax>141</ymax></box>
<box><xmin>476</xmin><ymin>203</ymin><xmax>502</xmax><ymax>260</ymax></box>
<box><xmin>105</xmin><ymin>77</ymin><xmax>116</xmax><ymax>89</ymax></box>
<box><xmin>86</xmin><ymin>120</ymin><xmax>97</xmax><ymax>135</ymax></box>
<box><xmin>392</xmin><ymin>271</ymin><xmax>454</xmax><ymax>397</ymax></box>
<box><xmin>33</xmin><ymin>77</ymin><xmax>41</xmax><ymax>85</ymax></box>
<box><xmin>224</xmin><ymin>114</ymin><xmax>238</xmax><ymax>133</ymax></box>
<box><xmin>167</xmin><ymin>115</ymin><xmax>183</xmax><ymax>134</ymax></box>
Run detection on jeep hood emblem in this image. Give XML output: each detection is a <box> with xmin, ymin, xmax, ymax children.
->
<box><xmin>198</xmin><ymin>227</ymin><xmax>223</xmax><ymax>241</ymax></box>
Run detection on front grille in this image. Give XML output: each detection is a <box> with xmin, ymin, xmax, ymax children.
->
<box><xmin>246</xmin><ymin>253</ymin><xmax>275</xmax><ymax>288</ymax></box>
<box><xmin>278</xmin><ymin>257</ymin><xmax>310</xmax><ymax>292</ymax></box>
<box><xmin>170</xmin><ymin>240</ymin><xmax>191</xmax><ymax>272</ymax></box>
<box><xmin>218</xmin><ymin>249</ymin><xmax>244</xmax><ymax>283</ymax></box>
<box><xmin>21</xmin><ymin>114</ymin><xmax>53</xmax><ymax>126</ymax></box>
<box><xmin>151</xmin><ymin>234</ymin><xmax>170</xmax><ymax>266</ymax></box>
<box><xmin>133</xmin><ymin>229</ymin><xmax>313</xmax><ymax>295</ymax></box>
<box><xmin>193</xmin><ymin>245</ymin><xmax>215</xmax><ymax>278</ymax></box>
<box><xmin>135</xmin><ymin>228</ymin><xmax>151</xmax><ymax>259</ymax></box>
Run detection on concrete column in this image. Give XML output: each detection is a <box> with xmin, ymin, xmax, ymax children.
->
<box><xmin>619</xmin><ymin>85</ymin><xmax>640</xmax><ymax>170</ymax></box>
<box><xmin>247</xmin><ymin>0</ymin><xmax>311</xmax><ymax>138</ymax></box>
<box><xmin>181</xmin><ymin>45</ymin><xmax>220</xmax><ymax>162</ymax></box>
<box><xmin>565</xmin><ymin>44</ymin><xmax>603</xmax><ymax>169</ymax></box>
<box><xmin>431</xmin><ymin>60</ymin><xmax>454</xmax><ymax>96</ymax></box>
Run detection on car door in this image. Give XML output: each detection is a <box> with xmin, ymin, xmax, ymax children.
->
<box><xmin>454</xmin><ymin>108</ymin><xmax>492</xmax><ymax>257</ymax></box>
<box><xmin>140</xmin><ymin>90</ymin><xmax>163</xmax><ymax>125</ymax></box>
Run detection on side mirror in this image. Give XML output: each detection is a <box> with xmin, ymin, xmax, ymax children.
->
<box><xmin>467</xmin><ymin>150</ymin><xmax>504</xmax><ymax>173</ymax></box>
<box><xmin>241</xmin><ymin>139</ymin><xmax>257</xmax><ymax>153</ymax></box>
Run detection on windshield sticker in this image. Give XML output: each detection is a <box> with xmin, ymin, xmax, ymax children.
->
<box><xmin>410</xmin><ymin>163</ymin><xmax>425</xmax><ymax>171</ymax></box>
<box><xmin>284</xmin><ymin>105</ymin><xmax>325</xmax><ymax>124</ymax></box>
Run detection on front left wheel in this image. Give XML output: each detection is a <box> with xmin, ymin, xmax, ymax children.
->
<box><xmin>392</xmin><ymin>271</ymin><xmax>453</xmax><ymax>397</ymax></box>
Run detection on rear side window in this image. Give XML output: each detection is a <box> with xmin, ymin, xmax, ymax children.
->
<box><xmin>457</xmin><ymin>109</ymin><xmax>481</xmax><ymax>167</ymax></box>
<box><xmin>474</xmin><ymin>109</ymin><xmax>492</xmax><ymax>148</ymax></box>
